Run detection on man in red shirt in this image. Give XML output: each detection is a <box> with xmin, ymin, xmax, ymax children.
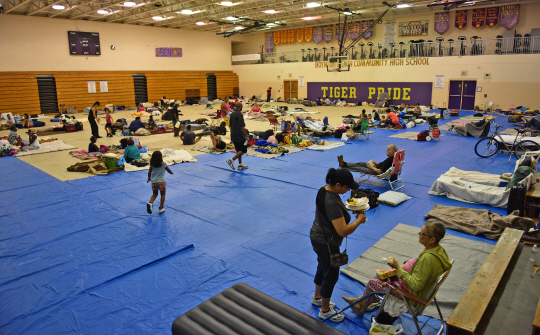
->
<box><xmin>267</xmin><ymin>87</ymin><xmax>272</xmax><ymax>102</ymax></box>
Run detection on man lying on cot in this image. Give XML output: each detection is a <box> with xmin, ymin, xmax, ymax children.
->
<box><xmin>337</xmin><ymin>144</ymin><xmax>398</xmax><ymax>180</ymax></box>
<box><xmin>342</xmin><ymin>221</ymin><xmax>452</xmax><ymax>317</ymax></box>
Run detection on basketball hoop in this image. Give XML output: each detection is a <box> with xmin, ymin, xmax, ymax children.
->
<box><xmin>327</xmin><ymin>55</ymin><xmax>350</xmax><ymax>72</ymax></box>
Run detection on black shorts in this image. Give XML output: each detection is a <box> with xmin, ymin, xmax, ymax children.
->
<box><xmin>216</xmin><ymin>141</ymin><xmax>226</xmax><ymax>150</ymax></box>
<box><xmin>105</xmin><ymin>123</ymin><xmax>112</xmax><ymax>128</ymax></box>
<box><xmin>233</xmin><ymin>140</ymin><xmax>247</xmax><ymax>154</ymax></box>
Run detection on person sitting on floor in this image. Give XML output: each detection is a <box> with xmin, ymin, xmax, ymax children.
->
<box><xmin>367</xmin><ymin>114</ymin><xmax>374</xmax><ymax>126</ymax></box>
<box><xmin>129</xmin><ymin>117</ymin><xmax>145</xmax><ymax>133</ymax></box>
<box><xmin>123</xmin><ymin>138</ymin><xmax>142</xmax><ymax>163</ymax></box>
<box><xmin>137</xmin><ymin>103</ymin><xmax>145</xmax><ymax>112</ymax></box>
<box><xmin>5</xmin><ymin>114</ymin><xmax>15</xmax><ymax>127</ymax></box>
<box><xmin>8</xmin><ymin>126</ymin><xmax>20</xmax><ymax>145</ymax></box>
<box><xmin>342</xmin><ymin>221</ymin><xmax>452</xmax><ymax>317</ymax></box>
<box><xmin>22</xmin><ymin>114</ymin><xmax>33</xmax><ymax>128</ymax></box>
<box><xmin>384</xmin><ymin>110</ymin><xmax>400</xmax><ymax>128</ymax></box>
<box><xmin>250</xmin><ymin>103</ymin><xmax>260</xmax><ymax>114</ymax></box>
<box><xmin>53</xmin><ymin>119</ymin><xmax>67</xmax><ymax>131</ymax></box>
<box><xmin>413</xmin><ymin>103</ymin><xmax>422</xmax><ymax>115</ymax></box>
<box><xmin>210</xmin><ymin>128</ymin><xmax>227</xmax><ymax>152</ymax></box>
<box><xmin>21</xmin><ymin>129</ymin><xmax>40</xmax><ymax>151</ymax></box>
<box><xmin>325</xmin><ymin>98</ymin><xmax>332</xmax><ymax>106</ymax></box>
<box><xmin>88</xmin><ymin>136</ymin><xmax>103</xmax><ymax>153</ymax></box>
<box><xmin>146</xmin><ymin>115</ymin><xmax>157</xmax><ymax>131</ymax></box>
<box><xmin>180</xmin><ymin>124</ymin><xmax>198</xmax><ymax>145</ymax></box>
<box><xmin>316</xmin><ymin>97</ymin><xmax>322</xmax><ymax>106</ymax></box>
<box><xmin>338</xmin><ymin>144</ymin><xmax>398</xmax><ymax>177</ymax></box>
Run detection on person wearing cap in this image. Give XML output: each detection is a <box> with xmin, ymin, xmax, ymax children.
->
<box><xmin>88</xmin><ymin>101</ymin><xmax>101</xmax><ymax>138</ymax></box>
<box><xmin>310</xmin><ymin>168</ymin><xmax>366</xmax><ymax>323</ymax></box>
<box><xmin>21</xmin><ymin>129</ymin><xmax>40</xmax><ymax>151</ymax></box>
<box><xmin>338</xmin><ymin>144</ymin><xmax>398</xmax><ymax>177</ymax></box>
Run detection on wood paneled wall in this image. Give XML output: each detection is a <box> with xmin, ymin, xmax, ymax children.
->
<box><xmin>0</xmin><ymin>71</ymin><xmax>239</xmax><ymax>115</ymax></box>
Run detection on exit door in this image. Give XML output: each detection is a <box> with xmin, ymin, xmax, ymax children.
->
<box><xmin>284</xmin><ymin>80</ymin><xmax>298</xmax><ymax>100</ymax></box>
<box><xmin>448</xmin><ymin>80</ymin><xmax>476</xmax><ymax>110</ymax></box>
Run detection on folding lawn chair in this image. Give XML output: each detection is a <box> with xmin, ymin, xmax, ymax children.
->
<box><xmin>209</xmin><ymin>109</ymin><xmax>225</xmax><ymax>126</ymax></box>
<box><xmin>374</xmin><ymin>260</ymin><xmax>454</xmax><ymax>335</ymax></box>
<box><xmin>357</xmin><ymin>150</ymin><xmax>405</xmax><ymax>190</ymax></box>
<box><xmin>355</xmin><ymin>118</ymin><xmax>370</xmax><ymax>140</ymax></box>
<box><xmin>267</xmin><ymin>113</ymin><xmax>280</xmax><ymax>132</ymax></box>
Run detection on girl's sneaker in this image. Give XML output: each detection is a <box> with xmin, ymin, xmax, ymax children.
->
<box><xmin>238</xmin><ymin>163</ymin><xmax>248</xmax><ymax>170</ymax></box>
<box><xmin>159</xmin><ymin>207</ymin><xmax>166</xmax><ymax>214</ymax></box>
<box><xmin>318</xmin><ymin>307</ymin><xmax>344</xmax><ymax>322</ymax></box>
<box><xmin>147</xmin><ymin>203</ymin><xmax>153</xmax><ymax>214</ymax></box>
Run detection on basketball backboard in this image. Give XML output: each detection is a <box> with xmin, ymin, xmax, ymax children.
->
<box><xmin>327</xmin><ymin>55</ymin><xmax>350</xmax><ymax>72</ymax></box>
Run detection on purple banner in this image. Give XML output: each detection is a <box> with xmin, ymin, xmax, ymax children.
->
<box><xmin>455</xmin><ymin>10</ymin><xmax>467</xmax><ymax>30</ymax></box>
<box><xmin>486</xmin><ymin>7</ymin><xmax>500</xmax><ymax>28</ymax></box>
<box><xmin>313</xmin><ymin>26</ymin><xmax>323</xmax><ymax>44</ymax></box>
<box><xmin>349</xmin><ymin>22</ymin><xmax>361</xmax><ymax>40</ymax></box>
<box><xmin>307</xmin><ymin>82</ymin><xmax>433</xmax><ymax>105</ymax></box>
<box><xmin>434</xmin><ymin>12</ymin><xmax>449</xmax><ymax>35</ymax></box>
<box><xmin>472</xmin><ymin>8</ymin><xmax>486</xmax><ymax>29</ymax></box>
<box><xmin>501</xmin><ymin>4</ymin><xmax>519</xmax><ymax>29</ymax></box>
<box><xmin>323</xmin><ymin>25</ymin><xmax>333</xmax><ymax>43</ymax></box>
<box><xmin>361</xmin><ymin>20</ymin><xmax>374</xmax><ymax>40</ymax></box>
<box><xmin>265</xmin><ymin>33</ymin><xmax>273</xmax><ymax>53</ymax></box>
<box><xmin>155</xmin><ymin>47</ymin><xmax>182</xmax><ymax>57</ymax></box>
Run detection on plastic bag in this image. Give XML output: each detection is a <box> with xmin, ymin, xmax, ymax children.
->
<box><xmin>341</xmin><ymin>133</ymin><xmax>348</xmax><ymax>141</ymax></box>
<box><xmin>369</xmin><ymin>318</ymin><xmax>403</xmax><ymax>335</ymax></box>
<box><xmin>139</xmin><ymin>146</ymin><xmax>147</xmax><ymax>153</ymax></box>
<box><xmin>117</xmin><ymin>156</ymin><xmax>126</xmax><ymax>166</ymax></box>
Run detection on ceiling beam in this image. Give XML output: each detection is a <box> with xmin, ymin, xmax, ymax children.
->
<box><xmin>4</xmin><ymin>0</ymin><xmax>34</xmax><ymax>14</ymax></box>
<box><xmin>27</xmin><ymin>0</ymin><xmax>66</xmax><ymax>15</ymax></box>
<box><xmin>118</xmin><ymin>0</ymin><xmax>225</xmax><ymax>24</ymax></box>
<box><xmin>49</xmin><ymin>0</ymin><xmax>100</xmax><ymax>18</ymax></box>
<box><xmin>90</xmin><ymin>0</ymin><xmax>165</xmax><ymax>21</ymax></box>
<box><xmin>69</xmin><ymin>0</ymin><xmax>127</xmax><ymax>19</ymax></box>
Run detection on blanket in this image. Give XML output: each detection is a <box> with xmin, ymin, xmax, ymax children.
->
<box><xmin>425</xmin><ymin>204</ymin><xmax>539</xmax><ymax>241</ymax></box>
<box><xmin>245</xmin><ymin>146</ymin><xmax>306</xmax><ymax>159</ymax></box>
<box><xmin>428</xmin><ymin>167</ymin><xmax>533</xmax><ymax>207</ymax></box>
<box><xmin>67</xmin><ymin>159</ymin><xmax>124</xmax><ymax>175</ymax></box>
<box><xmin>306</xmin><ymin>141</ymin><xmax>345</xmax><ymax>151</ymax></box>
<box><xmin>191</xmin><ymin>144</ymin><xmax>234</xmax><ymax>155</ymax></box>
<box><xmin>15</xmin><ymin>140</ymin><xmax>77</xmax><ymax>157</ymax></box>
<box><xmin>390</xmin><ymin>132</ymin><xmax>421</xmax><ymax>140</ymax></box>
<box><xmin>340</xmin><ymin>223</ymin><xmax>494</xmax><ymax>320</ymax></box>
<box><xmin>123</xmin><ymin>149</ymin><xmax>197</xmax><ymax>172</ymax></box>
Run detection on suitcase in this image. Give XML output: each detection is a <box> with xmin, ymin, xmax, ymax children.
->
<box><xmin>66</xmin><ymin>124</ymin><xmax>76</xmax><ymax>132</ymax></box>
<box><xmin>450</xmin><ymin>110</ymin><xmax>459</xmax><ymax>116</ymax></box>
<box><xmin>507</xmin><ymin>184</ymin><xmax>527</xmax><ymax>215</ymax></box>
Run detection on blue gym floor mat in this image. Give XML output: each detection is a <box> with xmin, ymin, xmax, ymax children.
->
<box><xmin>0</xmin><ymin>112</ymin><xmax>519</xmax><ymax>334</ymax></box>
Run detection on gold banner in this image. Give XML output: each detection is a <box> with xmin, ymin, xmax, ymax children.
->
<box><xmin>296</xmin><ymin>28</ymin><xmax>304</xmax><ymax>43</ymax></box>
<box><xmin>273</xmin><ymin>31</ymin><xmax>280</xmax><ymax>45</ymax></box>
<box><xmin>280</xmin><ymin>30</ymin><xmax>287</xmax><ymax>44</ymax></box>
<box><xmin>288</xmin><ymin>29</ymin><xmax>295</xmax><ymax>44</ymax></box>
<box><xmin>304</xmin><ymin>27</ymin><xmax>313</xmax><ymax>42</ymax></box>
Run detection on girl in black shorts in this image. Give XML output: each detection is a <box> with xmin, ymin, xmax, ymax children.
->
<box><xmin>211</xmin><ymin>128</ymin><xmax>227</xmax><ymax>152</ymax></box>
<box><xmin>104</xmin><ymin>108</ymin><xmax>113</xmax><ymax>137</ymax></box>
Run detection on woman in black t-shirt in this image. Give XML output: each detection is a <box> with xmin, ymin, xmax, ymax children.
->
<box><xmin>309</xmin><ymin>168</ymin><xmax>366</xmax><ymax>322</ymax></box>
<box><xmin>88</xmin><ymin>101</ymin><xmax>101</xmax><ymax>138</ymax></box>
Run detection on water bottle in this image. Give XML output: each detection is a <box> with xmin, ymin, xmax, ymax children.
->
<box><xmin>530</xmin><ymin>245</ymin><xmax>538</xmax><ymax>262</ymax></box>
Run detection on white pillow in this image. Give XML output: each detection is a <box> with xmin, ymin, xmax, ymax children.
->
<box><xmin>378</xmin><ymin>191</ymin><xmax>411</xmax><ymax>206</ymax></box>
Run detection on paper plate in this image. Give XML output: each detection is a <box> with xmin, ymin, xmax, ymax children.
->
<box><xmin>346</xmin><ymin>203</ymin><xmax>370</xmax><ymax>211</ymax></box>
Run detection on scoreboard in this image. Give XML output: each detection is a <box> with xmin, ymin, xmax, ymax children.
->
<box><xmin>68</xmin><ymin>31</ymin><xmax>101</xmax><ymax>55</ymax></box>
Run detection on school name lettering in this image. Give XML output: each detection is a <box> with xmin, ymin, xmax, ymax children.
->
<box><xmin>321</xmin><ymin>86</ymin><xmax>412</xmax><ymax>100</ymax></box>
<box><xmin>315</xmin><ymin>57</ymin><xmax>430</xmax><ymax>69</ymax></box>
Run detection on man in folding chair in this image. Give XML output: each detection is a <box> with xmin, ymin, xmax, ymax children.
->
<box><xmin>342</xmin><ymin>222</ymin><xmax>452</xmax><ymax>319</ymax></box>
<box><xmin>338</xmin><ymin>144</ymin><xmax>398</xmax><ymax>181</ymax></box>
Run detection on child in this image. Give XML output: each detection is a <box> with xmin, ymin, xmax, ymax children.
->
<box><xmin>147</xmin><ymin>151</ymin><xmax>173</xmax><ymax>214</ymax></box>
<box><xmin>210</xmin><ymin>128</ymin><xmax>227</xmax><ymax>152</ymax></box>
<box><xmin>104</xmin><ymin>108</ymin><xmax>113</xmax><ymax>137</ymax></box>
<box><xmin>88</xmin><ymin>136</ymin><xmax>101</xmax><ymax>153</ymax></box>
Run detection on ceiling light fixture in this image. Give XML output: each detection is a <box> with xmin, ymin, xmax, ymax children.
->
<box><xmin>123</xmin><ymin>1</ymin><xmax>136</xmax><ymax>6</ymax></box>
<box><xmin>306</xmin><ymin>2</ymin><xmax>320</xmax><ymax>7</ymax></box>
<box><xmin>220</xmin><ymin>1</ymin><xmax>233</xmax><ymax>5</ymax></box>
<box><xmin>181</xmin><ymin>9</ymin><xmax>192</xmax><ymax>14</ymax></box>
<box><xmin>396</xmin><ymin>4</ymin><xmax>411</xmax><ymax>8</ymax></box>
<box><xmin>52</xmin><ymin>4</ymin><xmax>65</xmax><ymax>9</ymax></box>
<box><xmin>196</xmin><ymin>21</ymin><xmax>206</xmax><ymax>25</ymax></box>
<box><xmin>234</xmin><ymin>26</ymin><xmax>244</xmax><ymax>30</ymax></box>
<box><xmin>152</xmin><ymin>16</ymin><xmax>165</xmax><ymax>20</ymax></box>
<box><xmin>266</xmin><ymin>22</ymin><xmax>277</xmax><ymax>26</ymax></box>
<box><xmin>343</xmin><ymin>10</ymin><xmax>352</xmax><ymax>15</ymax></box>
<box><xmin>301</xmin><ymin>15</ymin><xmax>322</xmax><ymax>20</ymax></box>
<box><xmin>226</xmin><ymin>16</ymin><xmax>239</xmax><ymax>20</ymax></box>
<box><xmin>263</xmin><ymin>9</ymin><xmax>276</xmax><ymax>14</ymax></box>
<box><xmin>97</xmin><ymin>9</ymin><xmax>109</xmax><ymax>14</ymax></box>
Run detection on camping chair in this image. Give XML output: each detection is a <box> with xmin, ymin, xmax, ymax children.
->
<box><xmin>374</xmin><ymin>260</ymin><xmax>454</xmax><ymax>335</ymax></box>
<box><xmin>267</xmin><ymin>113</ymin><xmax>280</xmax><ymax>132</ymax></box>
<box><xmin>357</xmin><ymin>150</ymin><xmax>405</xmax><ymax>190</ymax></box>
<box><xmin>209</xmin><ymin>109</ymin><xmax>225</xmax><ymax>126</ymax></box>
<box><xmin>354</xmin><ymin>118</ymin><xmax>370</xmax><ymax>140</ymax></box>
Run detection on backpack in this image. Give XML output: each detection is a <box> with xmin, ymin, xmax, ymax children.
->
<box><xmin>334</xmin><ymin>129</ymin><xmax>346</xmax><ymax>138</ymax></box>
<box><xmin>258</xmin><ymin>131</ymin><xmax>269</xmax><ymax>140</ymax></box>
<box><xmin>75</xmin><ymin>121</ymin><xmax>84</xmax><ymax>131</ymax></box>
<box><xmin>350</xmin><ymin>188</ymin><xmax>379</xmax><ymax>209</ymax></box>
<box><xmin>417</xmin><ymin>130</ymin><xmax>429</xmax><ymax>141</ymax></box>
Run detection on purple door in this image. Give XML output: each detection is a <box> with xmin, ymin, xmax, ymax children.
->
<box><xmin>461</xmin><ymin>80</ymin><xmax>477</xmax><ymax>110</ymax></box>
<box><xmin>448</xmin><ymin>81</ymin><xmax>462</xmax><ymax>110</ymax></box>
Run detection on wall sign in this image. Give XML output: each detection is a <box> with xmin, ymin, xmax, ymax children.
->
<box><xmin>383</xmin><ymin>19</ymin><xmax>397</xmax><ymax>45</ymax></box>
<box><xmin>307</xmin><ymin>81</ymin><xmax>433</xmax><ymax>105</ymax></box>
<box><xmin>155</xmin><ymin>48</ymin><xmax>182</xmax><ymax>57</ymax></box>
<box><xmin>87</xmin><ymin>81</ymin><xmax>96</xmax><ymax>94</ymax></box>
<box><xmin>314</xmin><ymin>57</ymin><xmax>430</xmax><ymax>69</ymax></box>
<box><xmin>435</xmin><ymin>75</ymin><xmax>445</xmax><ymax>89</ymax></box>
<box><xmin>100</xmin><ymin>81</ymin><xmax>108</xmax><ymax>93</ymax></box>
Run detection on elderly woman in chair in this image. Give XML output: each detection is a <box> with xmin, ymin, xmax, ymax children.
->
<box><xmin>342</xmin><ymin>221</ymin><xmax>452</xmax><ymax>316</ymax></box>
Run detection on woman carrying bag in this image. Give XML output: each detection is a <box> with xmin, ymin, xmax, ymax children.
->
<box><xmin>310</xmin><ymin>168</ymin><xmax>366</xmax><ymax>322</ymax></box>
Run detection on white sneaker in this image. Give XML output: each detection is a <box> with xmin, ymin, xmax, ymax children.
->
<box><xmin>226</xmin><ymin>159</ymin><xmax>235</xmax><ymax>170</ymax></box>
<box><xmin>147</xmin><ymin>203</ymin><xmax>153</xmax><ymax>214</ymax></box>
<box><xmin>159</xmin><ymin>207</ymin><xmax>166</xmax><ymax>214</ymax></box>
<box><xmin>318</xmin><ymin>307</ymin><xmax>344</xmax><ymax>322</ymax></box>
<box><xmin>311</xmin><ymin>296</ymin><xmax>336</xmax><ymax>309</ymax></box>
<box><xmin>237</xmin><ymin>163</ymin><xmax>248</xmax><ymax>170</ymax></box>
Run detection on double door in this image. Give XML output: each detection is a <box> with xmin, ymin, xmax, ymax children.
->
<box><xmin>284</xmin><ymin>80</ymin><xmax>298</xmax><ymax>100</ymax></box>
<box><xmin>448</xmin><ymin>80</ymin><xmax>476</xmax><ymax>110</ymax></box>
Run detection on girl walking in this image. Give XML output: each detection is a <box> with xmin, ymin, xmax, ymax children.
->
<box><xmin>147</xmin><ymin>151</ymin><xmax>173</xmax><ymax>214</ymax></box>
<box><xmin>104</xmin><ymin>108</ymin><xmax>113</xmax><ymax>137</ymax></box>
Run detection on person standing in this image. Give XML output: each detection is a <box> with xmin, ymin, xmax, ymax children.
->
<box><xmin>104</xmin><ymin>108</ymin><xmax>113</xmax><ymax>137</ymax></box>
<box><xmin>172</xmin><ymin>102</ymin><xmax>183</xmax><ymax>137</ymax></box>
<box><xmin>226</xmin><ymin>102</ymin><xmax>249</xmax><ymax>170</ymax></box>
<box><xmin>221</xmin><ymin>97</ymin><xmax>231</xmax><ymax>115</ymax></box>
<box><xmin>310</xmin><ymin>168</ymin><xmax>365</xmax><ymax>322</ymax></box>
<box><xmin>147</xmin><ymin>151</ymin><xmax>173</xmax><ymax>214</ymax></box>
<box><xmin>267</xmin><ymin>87</ymin><xmax>272</xmax><ymax>102</ymax></box>
<box><xmin>88</xmin><ymin>101</ymin><xmax>101</xmax><ymax>138</ymax></box>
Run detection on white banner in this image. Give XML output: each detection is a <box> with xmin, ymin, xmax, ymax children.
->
<box><xmin>231</xmin><ymin>54</ymin><xmax>261</xmax><ymax>61</ymax></box>
<box><xmin>100</xmin><ymin>81</ymin><xmax>108</xmax><ymax>93</ymax></box>
<box><xmin>87</xmin><ymin>81</ymin><xmax>96</xmax><ymax>94</ymax></box>
<box><xmin>383</xmin><ymin>19</ymin><xmax>397</xmax><ymax>45</ymax></box>
<box><xmin>299</xmin><ymin>76</ymin><xmax>305</xmax><ymax>87</ymax></box>
<box><xmin>435</xmin><ymin>75</ymin><xmax>445</xmax><ymax>88</ymax></box>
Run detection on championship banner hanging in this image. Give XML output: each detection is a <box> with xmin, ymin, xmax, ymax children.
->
<box><xmin>288</xmin><ymin>29</ymin><xmax>295</xmax><ymax>44</ymax></box>
<box><xmin>296</xmin><ymin>28</ymin><xmax>304</xmax><ymax>43</ymax></box>
<box><xmin>349</xmin><ymin>22</ymin><xmax>361</xmax><ymax>40</ymax></box>
<box><xmin>435</xmin><ymin>12</ymin><xmax>449</xmax><ymax>34</ymax></box>
<box><xmin>266</xmin><ymin>32</ymin><xmax>274</xmax><ymax>53</ymax></box>
<box><xmin>362</xmin><ymin>20</ymin><xmax>374</xmax><ymax>40</ymax></box>
<box><xmin>336</xmin><ymin>23</ymin><xmax>346</xmax><ymax>43</ymax></box>
<box><xmin>501</xmin><ymin>4</ymin><xmax>519</xmax><ymax>29</ymax></box>
<box><xmin>455</xmin><ymin>10</ymin><xmax>468</xmax><ymax>30</ymax></box>
<box><xmin>486</xmin><ymin>7</ymin><xmax>500</xmax><ymax>28</ymax></box>
<box><xmin>313</xmin><ymin>26</ymin><xmax>323</xmax><ymax>44</ymax></box>
<box><xmin>472</xmin><ymin>8</ymin><xmax>486</xmax><ymax>29</ymax></box>
<box><xmin>274</xmin><ymin>31</ymin><xmax>280</xmax><ymax>45</ymax></box>
<box><xmin>305</xmin><ymin>27</ymin><xmax>313</xmax><ymax>42</ymax></box>
<box><xmin>280</xmin><ymin>30</ymin><xmax>287</xmax><ymax>44</ymax></box>
<box><xmin>323</xmin><ymin>25</ymin><xmax>333</xmax><ymax>43</ymax></box>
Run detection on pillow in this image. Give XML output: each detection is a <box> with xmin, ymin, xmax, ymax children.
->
<box><xmin>378</xmin><ymin>191</ymin><xmax>411</xmax><ymax>206</ymax></box>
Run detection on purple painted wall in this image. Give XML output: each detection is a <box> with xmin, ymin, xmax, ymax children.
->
<box><xmin>307</xmin><ymin>82</ymin><xmax>433</xmax><ymax>105</ymax></box>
